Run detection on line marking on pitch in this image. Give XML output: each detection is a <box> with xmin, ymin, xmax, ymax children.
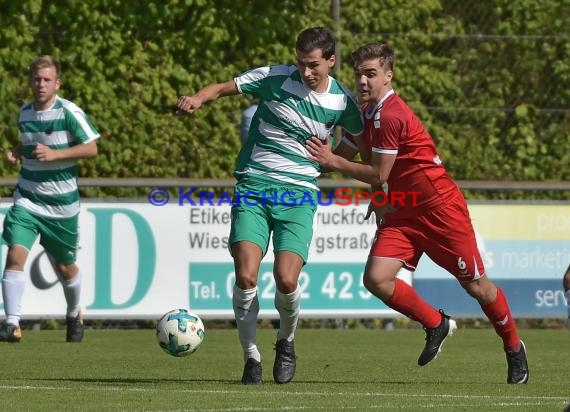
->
<box><xmin>0</xmin><ymin>384</ymin><xmax>567</xmax><ymax>402</ymax></box>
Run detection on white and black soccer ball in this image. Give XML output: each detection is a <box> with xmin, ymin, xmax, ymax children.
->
<box><xmin>156</xmin><ymin>308</ymin><xmax>205</xmax><ymax>357</ymax></box>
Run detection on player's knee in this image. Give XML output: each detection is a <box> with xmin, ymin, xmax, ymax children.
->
<box><xmin>233</xmin><ymin>259</ymin><xmax>262</xmax><ymax>290</ymax></box>
<box><xmin>461</xmin><ymin>277</ymin><xmax>496</xmax><ymax>303</ymax></box>
<box><xmin>54</xmin><ymin>263</ymin><xmax>78</xmax><ymax>280</ymax></box>
<box><xmin>234</xmin><ymin>272</ymin><xmax>258</xmax><ymax>290</ymax></box>
<box><xmin>363</xmin><ymin>272</ymin><xmax>391</xmax><ymax>295</ymax></box>
<box><xmin>274</xmin><ymin>276</ymin><xmax>298</xmax><ymax>294</ymax></box>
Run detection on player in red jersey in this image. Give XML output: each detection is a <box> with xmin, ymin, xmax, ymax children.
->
<box><xmin>307</xmin><ymin>42</ymin><xmax>529</xmax><ymax>384</ymax></box>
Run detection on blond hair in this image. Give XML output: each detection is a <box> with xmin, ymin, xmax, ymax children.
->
<box><xmin>29</xmin><ymin>55</ymin><xmax>61</xmax><ymax>80</ymax></box>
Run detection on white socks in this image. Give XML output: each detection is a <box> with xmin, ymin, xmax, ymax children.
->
<box><xmin>1</xmin><ymin>269</ymin><xmax>81</xmax><ymax>324</ymax></box>
<box><xmin>60</xmin><ymin>271</ymin><xmax>81</xmax><ymax>318</ymax></box>
<box><xmin>232</xmin><ymin>284</ymin><xmax>302</xmax><ymax>362</ymax></box>
<box><xmin>232</xmin><ymin>285</ymin><xmax>261</xmax><ymax>362</ymax></box>
<box><xmin>275</xmin><ymin>284</ymin><xmax>301</xmax><ymax>342</ymax></box>
<box><xmin>2</xmin><ymin>270</ymin><xmax>26</xmax><ymax>326</ymax></box>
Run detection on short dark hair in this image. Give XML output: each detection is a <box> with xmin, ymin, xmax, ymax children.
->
<box><xmin>295</xmin><ymin>27</ymin><xmax>336</xmax><ymax>59</ymax></box>
<box><xmin>351</xmin><ymin>42</ymin><xmax>394</xmax><ymax>71</ymax></box>
<box><xmin>29</xmin><ymin>55</ymin><xmax>61</xmax><ymax>79</ymax></box>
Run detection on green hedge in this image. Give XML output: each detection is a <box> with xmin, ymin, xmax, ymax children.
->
<box><xmin>0</xmin><ymin>0</ymin><xmax>568</xmax><ymax>198</ymax></box>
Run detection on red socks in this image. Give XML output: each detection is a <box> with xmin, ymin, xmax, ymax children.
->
<box><xmin>387</xmin><ymin>278</ymin><xmax>441</xmax><ymax>328</ymax></box>
<box><xmin>481</xmin><ymin>287</ymin><xmax>521</xmax><ymax>351</ymax></box>
<box><xmin>387</xmin><ymin>280</ymin><xmax>521</xmax><ymax>352</ymax></box>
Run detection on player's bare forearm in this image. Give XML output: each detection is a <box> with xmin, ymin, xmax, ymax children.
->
<box><xmin>193</xmin><ymin>82</ymin><xmax>237</xmax><ymax>103</ymax></box>
<box><xmin>34</xmin><ymin>141</ymin><xmax>98</xmax><ymax>162</ymax></box>
<box><xmin>307</xmin><ymin>136</ymin><xmax>384</xmax><ymax>186</ymax></box>
<box><xmin>177</xmin><ymin>80</ymin><xmax>238</xmax><ymax>114</ymax></box>
<box><xmin>329</xmin><ymin>156</ymin><xmax>383</xmax><ymax>186</ymax></box>
<box><xmin>333</xmin><ymin>140</ymin><xmax>359</xmax><ymax>161</ymax></box>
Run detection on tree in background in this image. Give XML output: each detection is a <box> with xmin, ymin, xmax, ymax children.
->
<box><xmin>0</xmin><ymin>0</ymin><xmax>567</xmax><ymax>199</ymax></box>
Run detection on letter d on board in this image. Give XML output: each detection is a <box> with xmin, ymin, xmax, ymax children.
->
<box><xmin>88</xmin><ymin>208</ymin><xmax>155</xmax><ymax>309</ymax></box>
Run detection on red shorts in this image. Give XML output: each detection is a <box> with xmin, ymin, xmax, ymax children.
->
<box><xmin>370</xmin><ymin>195</ymin><xmax>485</xmax><ymax>282</ymax></box>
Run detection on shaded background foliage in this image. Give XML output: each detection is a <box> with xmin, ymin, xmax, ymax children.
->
<box><xmin>0</xmin><ymin>0</ymin><xmax>568</xmax><ymax>199</ymax></box>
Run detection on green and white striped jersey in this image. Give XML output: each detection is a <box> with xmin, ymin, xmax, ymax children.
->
<box><xmin>15</xmin><ymin>95</ymin><xmax>100</xmax><ymax>219</ymax></box>
<box><xmin>234</xmin><ymin>65</ymin><xmax>364</xmax><ymax>190</ymax></box>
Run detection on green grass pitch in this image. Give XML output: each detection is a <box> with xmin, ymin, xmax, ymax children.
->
<box><xmin>0</xmin><ymin>327</ymin><xmax>568</xmax><ymax>411</ymax></box>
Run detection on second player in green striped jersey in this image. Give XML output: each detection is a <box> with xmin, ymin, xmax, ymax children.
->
<box><xmin>0</xmin><ymin>55</ymin><xmax>99</xmax><ymax>345</ymax></box>
<box><xmin>15</xmin><ymin>95</ymin><xmax>100</xmax><ymax>218</ymax></box>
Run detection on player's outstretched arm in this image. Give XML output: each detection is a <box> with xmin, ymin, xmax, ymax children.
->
<box><xmin>177</xmin><ymin>80</ymin><xmax>239</xmax><ymax>115</ymax></box>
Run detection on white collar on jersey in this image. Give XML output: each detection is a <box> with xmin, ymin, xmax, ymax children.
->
<box><xmin>364</xmin><ymin>89</ymin><xmax>395</xmax><ymax>120</ymax></box>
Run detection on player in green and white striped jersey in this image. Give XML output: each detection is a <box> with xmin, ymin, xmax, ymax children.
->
<box><xmin>0</xmin><ymin>55</ymin><xmax>99</xmax><ymax>344</ymax></box>
<box><xmin>177</xmin><ymin>27</ymin><xmax>364</xmax><ymax>385</ymax></box>
<box><xmin>233</xmin><ymin>63</ymin><xmax>362</xmax><ymax>190</ymax></box>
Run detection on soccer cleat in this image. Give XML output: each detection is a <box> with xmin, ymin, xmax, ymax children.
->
<box><xmin>66</xmin><ymin>310</ymin><xmax>84</xmax><ymax>343</ymax></box>
<box><xmin>506</xmin><ymin>340</ymin><xmax>529</xmax><ymax>384</ymax></box>
<box><xmin>0</xmin><ymin>323</ymin><xmax>22</xmax><ymax>343</ymax></box>
<box><xmin>418</xmin><ymin>310</ymin><xmax>457</xmax><ymax>366</ymax></box>
<box><xmin>273</xmin><ymin>338</ymin><xmax>296</xmax><ymax>384</ymax></box>
<box><xmin>241</xmin><ymin>358</ymin><xmax>262</xmax><ymax>385</ymax></box>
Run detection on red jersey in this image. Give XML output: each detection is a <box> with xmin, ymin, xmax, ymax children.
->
<box><xmin>351</xmin><ymin>91</ymin><xmax>459</xmax><ymax>214</ymax></box>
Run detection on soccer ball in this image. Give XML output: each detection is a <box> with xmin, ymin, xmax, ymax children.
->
<box><xmin>156</xmin><ymin>308</ymin><xmax>205</xmax><ymax>357</ymax></box>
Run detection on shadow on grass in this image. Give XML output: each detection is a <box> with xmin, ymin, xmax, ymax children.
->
<box><xmin>29</xmin><ymin>377</ymin><xmax>425</xmax><ymax>386</ymax></box>
<box><xmin>30</xmin><ymin>377</ymin><xmax>238</xmax><ymax>385</ymax></box>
